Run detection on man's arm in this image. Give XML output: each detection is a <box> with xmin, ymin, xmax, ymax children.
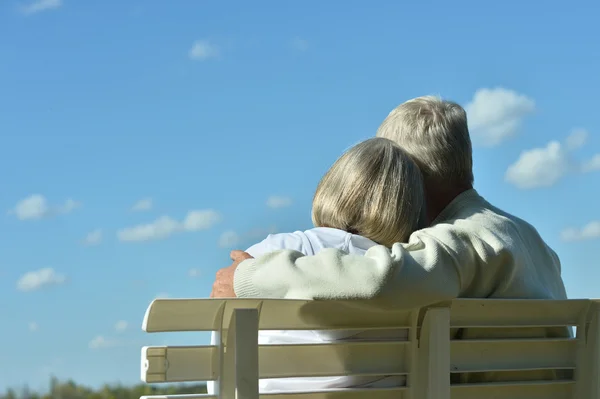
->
<box><xmin>233</xmin><ymin>228</ymin><xmax>474</xmax><ymax>308</ymax></box>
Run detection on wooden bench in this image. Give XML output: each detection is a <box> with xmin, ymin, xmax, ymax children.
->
<box><xmin>139</xmin><ymin>298</ymin><xmax>600</xmax><ymax>399</ymax></box>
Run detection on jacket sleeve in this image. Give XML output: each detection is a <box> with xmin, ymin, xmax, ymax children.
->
<box><xmin>233</xmin><ymin>228</ymin><xmax>475</xmax><ymax>308</ymax></box>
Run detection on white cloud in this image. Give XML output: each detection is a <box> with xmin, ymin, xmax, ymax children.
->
<box><xmin>188</xmin><ymin>268</ymin><xmax>201</xmax><ymax>278</ymax></box>
<box><xmin>9</xmin><ymin>194</ymin><xmax>80</xmax><ymax>220</ymax></box>
<box><xmin>17</xmin><ymin>268</ymin><xmax>66</xmax><ymax>292</ymax></box>
<box><xmin>118</xmin><ymin>216</ymin><xmax>179</xmax><ymax>242</ymax></box>
<box><xmin>155</xmin><ymin>292</ymin><xmax>170</xmax><ymax>298</ymax></box>
<box><xmin>29</xmin><ymin>322</ymin><xmax>39</xmax><ymax>332</ymax></box>
<box><xmin>117</xmin><ymin>209</ymin><xmax>220</xmax><ymax>242</ymax></box>
<box><xmin>505</xmin><ymin>141</ymin><xmax>570</xmax><ymax>189</ymax></box>
<box><xmin>581</xmin><ymin>154</ymin><xmax>600</xmax><ymax>173</ymax></box>
<box><xmin>561</xmin><ymin>221</ymin><xmax>600</xmax><ymax>242</ymax></box>
<box><xmin>266</xmin><ymin>196</ymin><xmax>292</xmax><ymax>209</ymax></box>
<box><xmin>291</xmin><ymin>37</ymin><xmax>309</xmax><ymax>51</ymax></box>
<box><xmin>89</xmin><ymin>335</ymin><xmax>116</xmax><ymax>349</ymax></box>
<box><xmin>188</xmin><ymin>40</ymin><xmax>219</xmax><ymax>61</ymax></box>
<box><xmin>59</xmin><ymin>198</ymin><xmax>80</xmax><ymax>214</ymax></box>
<box><xmin>465</xmin><ymin>88</ymin><xmax>536</xmax><ymax>146</ymax></box>
<box><xmin>218</xmin><ymin>230</ymin><xmax>240</xmax><ymax>248</ymax></box>
<box><xmin>20</xmin><ymin>0</ymin><xmax>62</xmax><ymax>15</ymax></box>
<box><xmin>131</xmin><ymin>198</ymin><xmax>153</xmax><ymax>212</ymax></box>
<box><xmin>82</xmin><ymin>229</ymin><xmax>103</xmax><ymax>246</ymax></box>
<box><xmin>114</xmin><ymin>320</ymin><xmax>128</xmax><ymax>332</ymax></box>
<box><xmin>11</xmin><ymin>194</ymin><xmax>48</xmax><ymax>220</ymax></box>
<box><xmin>183</xmin><ymin>210</ymin><xmax>221</xmax><ymax>231</ymax></box>
<box><xmin>565</xmin><ymin>128</ymin><xmax>588</xmax><ymax>151</ymax></box>
<box><xmin>505</xmin><ymin>128</ymin><xmax>600</xmax><ymax>189</ymax></box>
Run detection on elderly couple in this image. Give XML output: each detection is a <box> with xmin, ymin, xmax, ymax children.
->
<box><xmin>209</xmin><ymin>96</ymin><xmax>569</xmax><ymax>390</ymax></box>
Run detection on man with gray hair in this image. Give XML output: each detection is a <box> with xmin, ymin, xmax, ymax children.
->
<box><xmin>211</xmin><ymin>96</ymin><xmax>569</xmax><ymax>381</ymax></box>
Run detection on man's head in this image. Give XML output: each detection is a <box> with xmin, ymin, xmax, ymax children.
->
<box><xmin>376</xmin><ymin>96</ymin><xmax>474</xmax><ymax>222</ymax></box>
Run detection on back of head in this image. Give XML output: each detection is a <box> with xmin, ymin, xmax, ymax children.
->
<box><xmin>376</xmin><ymin>96</ymin><xmax>474</xmax><ymax>192</ymax></box>
<box><xmin>312</xmin><ymin>137</ymin><xmax>425</xmax><ymax>246</ymax></box>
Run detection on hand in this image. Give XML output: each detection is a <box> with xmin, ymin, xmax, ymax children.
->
<box><xmin>210</xmin><ymin>250</ymin><xmax>254</xmax><ymax>298</ymax></box>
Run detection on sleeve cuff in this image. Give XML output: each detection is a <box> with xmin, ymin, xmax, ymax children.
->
<box><xmin>233</xmin><ymin>258</ymin><xmax>262</xmax><ymax>298</ymax></box>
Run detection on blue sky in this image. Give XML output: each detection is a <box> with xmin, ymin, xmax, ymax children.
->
<box><xmin>1</xmin><ymin>0</ymin><xmax>599</xmax><ymax>392</ymax></box>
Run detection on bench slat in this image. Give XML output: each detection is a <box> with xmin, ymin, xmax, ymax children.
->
<box><xmin>143</xmin><ymin>299</ymin><xmax>416</xmax><ymax>332</ymax></box>
<box><xmin>142</xmin><ymin>341</ymin><xmax>411</xmax><ymax>383</ymax></box>
<box><xmin>450</xmin><ymin>380</ymin><xmax>574</xmax><ymax>399</ymax></box>
<box><xmin>450</xmin><ymin>338</ymin><xmax>577</xmax><ymax>372</ymax></box>
<box><xmin>449</xmin><ymin>299</ymin><xmax>589</xmax><ymax>328</ymax></box>
<box><xmin>141</xmin><ymin>387</ymin><xmax>409</xmax><ymax>399</ymax></box>
<box><xmin>140</xmin><ymin>381</ymin><xmax>573</xmax><ymax>399</ymax></box>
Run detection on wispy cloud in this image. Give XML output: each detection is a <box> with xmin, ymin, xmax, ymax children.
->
<box><xmin>561</xmin><ymin>221</ymin><xmax>600</xmax><ymax>242</ymax></box>
<box><xmin>218</xmin><ymin>230</ymin><xmax>240</xmax><ymax>248</ymax></box>
<box><xmin>20</xmin><ymin>0</ymin><xmax>62</xmax><ymax>15</ymax></box>
<box><xmin>465</xmin><ymin>87</ymin><xmax>535</xmax><ymax>147</ymax></box>
<box><xmin>581</xmin><ymin>154</ymin><xmax>600</xmax><ymax>173</ymax></box>
<box><xmin>117</xmin><ymin>210</ymin><xmax>220</xmax><ymax>242</ymax></box>
<box><xmin>17</xmin><ymin>268</ymin><xmax>66</xmax><ymax>292</ymax></box>
<box><xmin>565</xmin><ymin>128</ymin><xmax>588</xmax><ymax>151</ymax></box>
<box><xmin>82</xmin><ymin>229</ymin><xmax>103</xmax><ymax>246</ymax></box>
<box><xmin>505</xmin><ymin>141</ymin><xmax>570</xmax><ymax>189</ymax></box>
<box><xmin>29</xmin><ymin>322</ymin><xmax>39</xmax><ymax>332</ymax></box>
<box><xmin>89</xmin><ymin>335</ymin><xmax>117</xmax><ymax>349</ymax></box>
<box><xmin>505</xmin><ymin>128</ymin><xmax>599</xmax><ymax>189</ymax></box>
<box><xmin>131</xmin><ymin>198</ymin><xmax>153</xmax><ymax>212</ymax></box>
<box><xmin>114</xmin><ymin>320</ymin><xmax>128</xmax><ymax>333</ymax></box>
<box><xmin>266</xmin><ymin>196</ymin><xmax>292</xmax><ymax>209</ymax></box>
<box><xmin>188</xmin><ymin>40</ymin><xmax>219</xmax><ymax>61</ymax></box>
<box><xmin>8</xmin><ymin>194</ymin><xmax>80</xmax><ymax>221</ymax></box>
<box><xmin>188</xmin><ymin>268</ymin><xmax>201</xmax><ymax>278</ymax></box>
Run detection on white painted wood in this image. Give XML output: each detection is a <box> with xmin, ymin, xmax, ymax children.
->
<box><xmin>575</xmin><ymin>300</ymin><xmax>600</xmax><ymax>399</ymax></box>
<box><xmin>141</xmin><ymin>341</ymin><xmax>411</xmax><ymax>383</ymax></box>
<box><xmin>450</xmin><ymin>380</ymin><xmax>575</xmax><ymax>399</ymax></box>
<box><xmin>139</xmin><ymin>298</ymin><xmax>600</xmax><ymax>399</ymax></box>
<box><xmin>416</xmin><ymin>307</ymin><xmax>450</xmax><ymax>399</ymax></box>
<box><xmin>587</xmin><ymin>301</ymin><xmax>600</xmax><ymax>399</ymax></box>
<box><xmin>142</xmin><ymin>299</ymin><xmax>415</xmax><ymax>332</ymax></box>
<box><xmin>141</xmin><ymin>387</ymin><xmax>408</xmax><ymax>399</ymax></box>
<box><xmin>230</xmin><ymin>309</ymin><xmax>259</xmax><ymax>399</ymax></box>
<box><xmin>451</xmin><ymin>338</ymin><xmax>577</xmax><ymax>372</ymax></box>
<box><xmin>449</xmin><ymin>299</ymin><xmax>589</xmax><ymax>327</ymax></box>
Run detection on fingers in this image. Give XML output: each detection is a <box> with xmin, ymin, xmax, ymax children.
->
<box><xmin>230</xmin><ymin>250</ymin><xmax>253</xmax><ymax>262</ymax></box>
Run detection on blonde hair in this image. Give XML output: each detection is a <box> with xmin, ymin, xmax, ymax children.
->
<box><xmin>376</xmin><ymin>95</ymin><xmax>474</xmax><ymax>191</ymax></box>
<box><xmin>312</xmin><ymin>137</ymin><xmax>425</xmax><ymax>246</ymax></box>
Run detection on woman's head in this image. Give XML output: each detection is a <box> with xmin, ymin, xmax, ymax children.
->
<box><xmin>312</xmin><ymin>137</ymin><xmax>425</xmax><ymax>246</ymax></box>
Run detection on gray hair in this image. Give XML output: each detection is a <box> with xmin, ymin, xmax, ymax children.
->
<box><xmin>312</xmin><ymin>137</ymin><xmax>425</xmax><ymax>246</ymax></box>
<box><xmin>376</xmin><ymin>96</ymin><xmax>474</xmax><ymax>190</ymax></box>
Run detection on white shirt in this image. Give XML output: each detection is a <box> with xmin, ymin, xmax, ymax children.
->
<box><xmin>208</xmin><ymin>227</ymin><xmax>407</xmax><ymax>393</ymax></box>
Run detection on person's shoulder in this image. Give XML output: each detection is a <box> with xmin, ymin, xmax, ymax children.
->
<box><xmin>245</xmin><ymin>231</ymin><xmax>309</xmax><ymax>257</ymax></box>
<box><xmin>420</xmin><ymin>193</ymin><xmax>549</xmax><ymax>250</ymax></box>
<box><xmin>304</xmin><ymin>227</ymin><xmax>379</xmax><ymax>254</ymax></box>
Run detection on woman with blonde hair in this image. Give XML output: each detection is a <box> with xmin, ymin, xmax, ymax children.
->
<box><xmin>208</xmin><ymin>137</ymin><xmax>425</xmax><ymax>392</ymax></box>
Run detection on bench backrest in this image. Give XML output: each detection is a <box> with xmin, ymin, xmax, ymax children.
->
<box><xmin>139</xmin><ymin>298</ymin><xmax>600</xmax><ymax>399</ymax></box>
